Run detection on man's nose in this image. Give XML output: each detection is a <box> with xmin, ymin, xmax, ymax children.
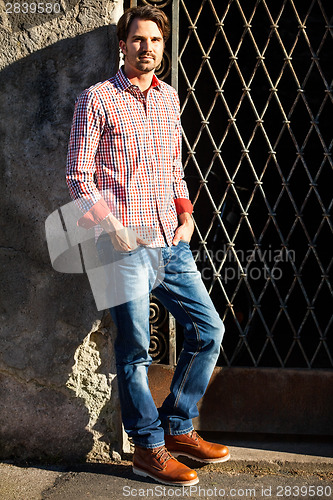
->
<box><xmin>142</xmin><ymin>38</ymin><xmax>153</xmax><ymax>52</ymax></box>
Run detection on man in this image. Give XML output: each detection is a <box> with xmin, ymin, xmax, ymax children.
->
<box><xmin>66</xmin><ymin>5</ymin><xmax>230</xmax><ymax>486</ymax></box>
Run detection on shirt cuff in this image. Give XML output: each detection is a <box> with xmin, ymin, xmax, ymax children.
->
<box><xmin>77</xmin><ymin>198</ymin><xmax>111</xmax><ymax>229</ymax></box>
<box><xmin>174</xmin><ymin>198</ymin><xmax>193</xmax><ymax>215</ymax></box>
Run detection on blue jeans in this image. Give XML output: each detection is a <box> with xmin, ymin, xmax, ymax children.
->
<box><xmin>96</xmin><ymin>233</ymin><xmax>224</xmax><ymax>449</ymax></box>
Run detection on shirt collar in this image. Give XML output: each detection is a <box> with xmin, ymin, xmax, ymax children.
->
<box><xmin>114</xmin><ymin>66</ymin><xmax>162</xmax><ymax>92</ymax></box>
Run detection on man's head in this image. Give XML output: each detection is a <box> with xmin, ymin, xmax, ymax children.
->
<box><xmin>117</xmin><ymin>6</ymin><xmax>170</xmax><ymax>77</ymax></box>
<box><xmin>117</xmin><ymin>5</ymin><xmax>170</xmax><ymax>44</ymax></box>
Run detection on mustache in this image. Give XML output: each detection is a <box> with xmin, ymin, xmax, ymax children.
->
<box><xmin>139</xmin><ymin>52</ymin><xmax>155</xmax><ymax>59</ymax></box>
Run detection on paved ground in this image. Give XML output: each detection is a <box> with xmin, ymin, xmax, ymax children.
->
<box><xmin>1</xmin><ymin>434</ymin><xmax>332</xmax><ymax>500</ymax></box>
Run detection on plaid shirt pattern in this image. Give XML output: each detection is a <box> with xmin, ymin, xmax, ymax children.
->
<box><xmin>66</xmin><ymin>68</ymin><xmax>193</xmax><ymax>247</ymax></box>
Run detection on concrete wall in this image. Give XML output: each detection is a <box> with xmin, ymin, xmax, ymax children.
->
<box><xmin>0</xmin><ymin>0</ymin><xmax>124</xmax><ymax>462</ymax></box>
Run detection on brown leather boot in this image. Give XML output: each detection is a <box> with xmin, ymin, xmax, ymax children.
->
<box><xmin>165</xmin><ymin>430</ymin><xmax>230</xmax><ymax>463</ymax></box>
<box><xmin>132</xmin><ymin>445</ymin><xmax>199</xmax><ymax>486</ymax></box>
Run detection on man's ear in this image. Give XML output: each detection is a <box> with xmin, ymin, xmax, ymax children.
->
<box><xmin>119</xmin><ymin>40</ymin><xmax>126</xmax><ymax>56</ymax></box>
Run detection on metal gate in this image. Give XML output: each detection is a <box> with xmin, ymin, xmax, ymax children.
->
<box><xmin>129</xmin><ymin>0</ymin><xmax>333</xmax><ymax>435</ymax></box>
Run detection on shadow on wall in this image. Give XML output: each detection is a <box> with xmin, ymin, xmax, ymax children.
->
<box><xmin>0</xmin><ymin>26</ymin><xmax>122</xmax><ymax>462</ymax></box>
<box><xmin>5</xmin><ymin>1</ymin><xmax>81</xmax><ymax>32</ymax></box>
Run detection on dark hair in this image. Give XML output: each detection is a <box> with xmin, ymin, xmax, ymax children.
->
<box><xmin>117</xmin><ymin>5</ymin><xmax>171</xmax><ymax>43</ymax></box>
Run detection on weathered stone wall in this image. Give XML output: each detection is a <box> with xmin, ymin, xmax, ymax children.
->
<box><xmin>0</xmin><ymin>0</ymin><xmax>124</xmax><ymax>462</ymax></box>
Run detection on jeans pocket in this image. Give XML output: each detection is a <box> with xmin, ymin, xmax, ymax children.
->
<box><xmin>116</xmin><ymin>245</ymin><xmax>142</xmax><ymax>257</ymax></box>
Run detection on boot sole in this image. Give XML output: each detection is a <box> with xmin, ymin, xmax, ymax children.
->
<box><xmin>170</xmin><ymin>451</ymin><xmax>231</xmax><ymax>464</ymax></box>
<box><xmin>132</xmin><ymin>466</ymin><xmax>199</xmax><ymax>486</ymax></box>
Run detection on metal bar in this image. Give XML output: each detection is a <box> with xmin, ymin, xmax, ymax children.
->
<box><xmin>168</xmin><ymin>314</ymin><xmax>177</xmax><ymax>366</ymax></box>
<box><xmin>175</xmin><ymin>0</ymin><xmax>333</xmax><ymax>370</ymax></box>
<box><xmin>171</xmin><ymin>0</ymin><xmax>180</xmax><ymax>91</ymax></box>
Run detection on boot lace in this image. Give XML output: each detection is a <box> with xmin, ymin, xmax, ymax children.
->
<box><xmin>153</xmin><ymin>445</ymin><xmax>173</xmax><ymax>466</ymax></box>
<box><xmin>188</xmin><ymin>430</ymin><xmax>201</xmax><ymax>443</ymax></box>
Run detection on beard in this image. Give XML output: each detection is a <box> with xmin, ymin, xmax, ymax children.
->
<box><xmin>126</xmin><ymin>50</ymin><xmax>163</xmax><ymax>73</ymax></box>
<box><xmin>136</xmin><ymin>61</ymin><xmax>156</xmax><ymax>72</ymax></box>
<box><xmin>136</xmin><ymin>53</ymin><xmax>159</xmax><ymax>72</ymax></box>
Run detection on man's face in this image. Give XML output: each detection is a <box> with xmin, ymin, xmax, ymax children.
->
<box><xmin>120</xmin><ymin>18</ymin><xmax>164</xmax><ymax>75</ymax></box>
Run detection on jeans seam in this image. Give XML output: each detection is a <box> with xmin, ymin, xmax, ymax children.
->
<box><xmin>159</xmin><ymin>250</ymin><xmax>172</xmax><ymax>268</ymax></box>
<box><xmin>159</xmin><ymin>281</ymin><xmax>201</xmax><ymax>409</ymax></box>
<box><xmin>160</xmin><ymin>242</ymin><xmax>191</xmax><ymax>270</ymax></box>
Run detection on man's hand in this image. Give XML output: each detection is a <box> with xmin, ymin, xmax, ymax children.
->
<box><xmin>100</xmin><ymin>214</ymin><xmax>147</xmax><ymax>252</ymax></box>
<box><xmin>110</xmin><ymin>227</ymin><xmax>149</xmax><ymax>252</ymax></box>
<box><xmin>172</xmin><ymin>212</ymin><xmax>194</xmax><ymax>246</ymax></box>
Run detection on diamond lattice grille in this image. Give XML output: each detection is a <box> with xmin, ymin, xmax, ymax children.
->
<box><xmin>175</xmin><ymin>0</ymin><xmax>333</xmax><ymax>368</ymax></box>
<box><xmin>135</xmin><ymin>0</ymin><xmax>333</xmax><ymax>369</ymax></box>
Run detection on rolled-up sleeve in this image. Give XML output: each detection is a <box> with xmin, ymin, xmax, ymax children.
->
<box><xmin>172</xmin><ymin>104</ymin><xmax>193</xmax><ymax>215</ymax></box>
<box><xmin>66</xmin><ymin>90</ymin><xmax>111</xmax><ymax>227</ymax></box>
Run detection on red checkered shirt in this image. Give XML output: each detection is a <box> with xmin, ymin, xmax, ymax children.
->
<box><xmin>66</xmin><ymin>67</ymin><xmax>193</xmax><ymax>247</ymax></box>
